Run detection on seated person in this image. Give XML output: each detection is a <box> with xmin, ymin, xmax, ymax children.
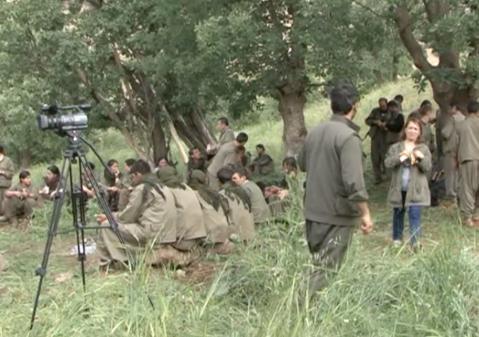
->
<box><xmin>3</xmin><ymin>170</ymin><xmax>38</xmax><ymax>229</ymax></box>
<box><xmin>38</xmin><ymin>165</ymin><xmax>61</xmax><ymax>201</ymax></box>
<box><xmin>95</xmin><ymin>160</ymin><xmax>177</xmax><ymax>268</ymax></box>
<box><xmin>154</xmin><ymin>157</ymin><xmax>171</xmax><ymax>173</ymax></box>
<box><xmin>118</xmin><ymin>158</ymin><xmax>136</xmax><ymax>211</ymax></box>
<box><xmin>217</xmin><ymin>167</ymin><xmax>255</xmax><ymax>242</ymax></box>
<box><xmin>250</xmin><ymin>144</ymin><xmax>274</xmax><ymax>176</ymax></box>
<box><xmin>232</xmin><ymin>167</ymin><xmax>271</xmax><ymax>225</ymax></box>
<box><xmin>264</xmin><ymin>157</ymin><xmax>302</xmax><ymax>216</ymax></box>
<box><xmin>187</xmin><ymin>169</ymin><xmax>233</xmax><ymax>254</ymax></box>
<box><xmin>81</xmin><ymin>161</ymin><xmax>100</xmax><ymax>199</ymax></box>
<box><xmin>157</xmin><ymin>166</ymin><xmax>207</xmax><ymax>252</ymax></box>
<box><xmin>187</xmin><ymin>147</ymin><xmax>207</xmax><ymax>174</ymax></box>
<box><xmin>103</xmin><ymin>159</ymin><xmax>122</xmax><ymax>211</ymax></box>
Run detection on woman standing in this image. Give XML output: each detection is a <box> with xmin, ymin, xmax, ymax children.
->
<box><xmin>385</xmin><ymin>117</ymin><xmax>432</xmax><ymax>248</ymax></box>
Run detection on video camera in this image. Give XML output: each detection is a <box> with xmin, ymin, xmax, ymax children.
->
<box><xmin>37</xmin><ymin>104</ymin><xmax>91</xmax><ymax>133</ymax></box>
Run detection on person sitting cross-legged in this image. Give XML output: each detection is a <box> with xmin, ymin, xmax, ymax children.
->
<box><xmin>3</xmin><ymin>170</ymin><xmax>38</xmax><ymax>230</ymax></box>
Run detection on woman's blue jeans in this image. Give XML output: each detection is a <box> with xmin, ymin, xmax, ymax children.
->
<box><xmin>392</xmin><ymin>192</ymin><xmax>422</xmax><ymax>245</ymax></box>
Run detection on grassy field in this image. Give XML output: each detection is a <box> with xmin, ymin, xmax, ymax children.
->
<box><xmin>2</xmin><ymin>78</ymin><xmax>479</xmax><ymax>337</ymax></box>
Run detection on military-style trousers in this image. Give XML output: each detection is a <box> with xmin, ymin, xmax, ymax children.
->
<box><xmin>305</xmin><ymin>220</ymin><xmax>353</xmax><ymax>295</ymax></box>
<box><xmin>458</xmin><ymin>160</ymin><xmax>479</xmax><ymax>221</ymax></box>
<box><xmin>207</xmin><ymin>171</ymin><xmax>221</xmax><ymax>191</ymax></box>
<box><xmin>442</xmin><ymin>154</ymin><xmax>458</xmax><ymax>200</ymax></box>
<box><xmin>0</xmin><ymin>187</ymin><xmax>7</xmax><ymax>215</ymax></box>
<box><xmin>371</xmin><ymin>136</ymin><xmax>387</xmax><ymax>182</ymax></box>
<box><xmin>3</xmin><ymin>196</ymin><xmax>34</xmax><ymax>221</ymax></box>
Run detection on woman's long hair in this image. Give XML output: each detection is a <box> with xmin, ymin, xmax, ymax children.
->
<box><xmin>399</xmin><ymin>117</ymin><xmax>423</xmax><ymax>144</ymax></box>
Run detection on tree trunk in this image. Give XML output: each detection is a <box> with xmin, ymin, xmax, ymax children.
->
<box><xmin>151</xmin><ymin>114</ymin><xmax>167</xmax><ymax>163</ymax></box>
<box><xmin>278</xmin><ymin>86</ymin><xmax>307</xmax><ymax>157</ymax></box>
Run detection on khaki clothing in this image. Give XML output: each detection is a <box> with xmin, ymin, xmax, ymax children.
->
<box><xmin>0</xmin><ymin>155</ymin><xmax>14</xmax><ymax>215</ymax></box>
<box><xmin>441</xmin><ymin>113</ymin><xmax>465</xmax><ymax>199</ymax></box>
<box><xmin>456</xmin><ymin>114</ymin><xmax>479</xmax><ymax>163</ymax></box>
<box><xmin>169</xmin><ymin>185</ymin><xmax>207</xmax><ymax>241</ymax></box>
<box><xmin>219</xmin><ymin>189</ymin><xmax>255</xmax><ymax>241</ymax></box>
<box><xmin>97</xmin><ymin>180</ymin><xmax>177</xmax><ymax>264</ymax></box>
<box><xmin>385</xmin><ymin>111</ymin><xmax>404</xmax><ymax>145</ymax></box>
<box><xmin>251</xmin><ymin>154</ymin><xmax>274</xmax><ymax>176</ymax></box>
<box><xmin>298</xmin><ymin>115</ymin><xmax>368</xmax><ymax>227</ymax></box>
<box><xmin>420</xmin><ymin>121</ymin><xmax>436</xmax><ymax>155</ymax></box>
<box><xmin>207</xmin><ymin>141</ymin><xmax>238</xmax><ymax>190</ymax></box>
<box><xmin>365</xmin><ymin>108</ymin><xmax>389</xmax><ymax>182</ymax></box>
<box><xmin>195</xmin><ymin>192</ymin><xmax>230</xmax><ymax>243</ymax></box>
<box><xmin>219</xmin><ymin>128</ymin><xmax>235</xmax><ymax>145</ymax></box>
<box><xmin>443</xmin><ymin>154</ymin><xmax>459</xmax><ymax>200</ymax></box>
<box><xmin>458</xmin><ymin>160</ymin><xmax>479</xmax><ymax>220</ymax></box>
<box><xmin>384</xmin><ymin>142</ymin><xmax>432</xmax><ymax>207</ymax></box>
<box><xmin>306</xmin><ymin>220</ymin><xmax>353</xmax><ymax>294</ymax></box>
<box><xmin>3</xmin><ymin>183</ymin><xmax>37</xmax><ymax>223</ymax></box>
<box><xmin>241</xmin><ymin>180</ymin><xmax>270</xmax><ymax>224</ymax></box>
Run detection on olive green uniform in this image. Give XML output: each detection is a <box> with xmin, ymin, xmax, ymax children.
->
<box><xmin>365</xmin><ymin>107</ymin><xmax>388</xmax><ymax>182</ymax></box>
<box><xmin>219</xmin><ymin>128</ymin><xmax>235</xmax><ymax>145</ymax></box>
<box><xmin>456</xmin><ymin>114</ymin><xmax>479</xmax><ymax>221</ymax></box>
<box><xmin>251</xmin><ymin>153</ymin><xmax>274</xmax><ymax>176</ymax></box>
<box><xmin>441</xmin><ymin>113</ymin><xmax>465</xmax><ymax>200</ymax></box>
<box><xmin>219</xmin><ymin>183</ymin><xmax>255</xmax><ymax>241</ymax></box>
<box><xmin>96</xmin><ymin>178</ymin><xmax>177</xmax><ymax>265</ymax></box>
<box><xmin>3</xmin><ymin>183</ymin><xmax>38</xmax><ymax>227</ymax></box>
<box><xmin>420</xmin><ymin>120</ymin><xmax>436</xmax><ymax>157</ymax></box>
<box><xmin>207</xmin><ymin>141</ymin><xmax>238</xmax><ymax>190</ymax></box>
<box><xmin>240</xmin><ymin>180</ymin><xmax>270</xmax><ymax>224</ymax></box>
<box><xmin>299</xmin><ymin>114</ymin><xmax>368</xmax><ymax>294</ymax></box>
<box><xmin>0</xmin><ymin>155</ymin><xmax>15</xmax><ymax>215</ymax></box>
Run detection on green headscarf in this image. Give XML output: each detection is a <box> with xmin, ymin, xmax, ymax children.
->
<box><xmin>157</xmin><ymin>166</ymin><xmax>184</xmax><ymax>189</ymax></box>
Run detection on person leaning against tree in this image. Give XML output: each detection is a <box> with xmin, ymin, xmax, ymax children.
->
<box><xmin>384</xmin><ymin>117</ymin><xmax>432</xmax><ymax>249</ymax></box>
<box><xmin>298</xmin><ymin>82</ymin><xmax>373</xmax><ymax>296</ymax></box>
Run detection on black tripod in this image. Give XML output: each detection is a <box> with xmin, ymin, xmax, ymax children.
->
<box><xmin>30</xmin><ymin>131</ymin><xmax>127</xmax><ymax>329</ymax></box>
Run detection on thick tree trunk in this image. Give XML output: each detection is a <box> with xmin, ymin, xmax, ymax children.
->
<box><xmin>151</xmin><ymin>114</ymin><xmax>168</xmax><ymax>163</ymax></box>
<box><xmin>278</xmin><ymin>87</ymin><xmax>307</xmax><ymax>157</ymax></box>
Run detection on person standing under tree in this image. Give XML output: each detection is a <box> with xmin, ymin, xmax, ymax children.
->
<box><xmin>385</xmin><ymin>117</ymin><xmax>432</xmax><ymax>249</ymax></box>
<box><xmin>298</xmin><ymin>82</ymin><xmax>373</xmax><ymax>296</ymax></box>
<box><xmin>365</xmin><ymin>97</ymin><xmax>389</xmax><ymax>184</ymax></box>
<box><xmin>0</xmin><ymin>144</ymin><xmax>15</xmax><ymax>221</ymax></box>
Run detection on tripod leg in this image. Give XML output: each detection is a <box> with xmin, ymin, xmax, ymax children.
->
<box><xmin>30</xmin><ymin>158</ymin><xmax>70</xmax><ymax>330</ymax></box>
<box><xmin>70</xmin><ymin>165</ymin><xmax>87</xmax><ymax>292</ymax></box>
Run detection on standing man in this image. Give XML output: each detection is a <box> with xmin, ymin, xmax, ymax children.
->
<box><xmin>298</xmin><ymin>82</ymin><xmax>373</xmax><ymax>295</ymax></box>
<box><xmin>365</xmin><ymin>97</ymin><xmax>389</xmax><ymax>184</ymax></box>
<box><xmin>441</xmin><ymin>104</ymin><xmax>465</xmax><ymax>203</ymax></box>
<box><xmin>385</xmin><ymin>100</ymin><xmax>405</xmax><ymax>147</ymax></box>
<box><xmin>207</xmin><ymin>117</ymin><xmax>235</xmax><ymax>156</ymax></box>
<box><xmin>456</xmin><ymin>101</ymin><xmax>479</xmax><ymax>227</ymax></box>
<box><xmin>207</xmin><ymin>132</ymin><xmax>248</xmax><ymax>190</ymax></box>
<box><xmin>0</xmin><ymin>145</ymin><xmax>15</xmax><ymax>220</ymax></box>
<box><xmin>418</xmin><ymin>104</ymin><xmax>436</xmax><ymax>156</ymax></box>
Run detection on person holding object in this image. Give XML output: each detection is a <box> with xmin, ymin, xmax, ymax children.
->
<box><xmin>298</xmin><ymin>82</ymin><xmax>373</xmax><ymax>296</ymax></box>
<box><xmin>385</xmin><ymin>117</ymin><xmax>432</xmax><ymax>249</ymax></box>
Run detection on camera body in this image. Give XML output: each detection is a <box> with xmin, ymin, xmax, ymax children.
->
<box><xmin>37</xmin><ymin>104</ymin><xmax>90</xmax><ymax>133</ymax></box>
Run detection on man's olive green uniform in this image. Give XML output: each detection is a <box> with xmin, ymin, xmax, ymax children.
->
<box><xmin>365</xmin><ymin>107</ymin><xmax>388</xmax><ymax>183</ymax></box>
<box><xmin>118</xmin><ymin>174</ymin><xmax>132</xmax><ymax>211</ymax></box>
<box><xmin>96</xmin><ymin>176</ymin><xmax>177</xmax><ymax>265</ymax></box>
<box><xmin>207</xmin><ymin>141</ymin><xmax>238</xmax><ymax>190</ymax></box>
<box><xmin>3</xmin><ymin>183</ymin><xmax>38</xmax><ymax>227</ymax></box>
<box><xmin>219</xmin><ymin>127</ymin><xmax>235</xmax><ymax>145</ymax></box>
<box><xmin>0</xmin><ymin>155</ymin><xmax>15</xmax><ymax>215</ymax></box>
<box><xmin>420</xmin><ymin>120</ymin><xmax>436</xmax><ymax>157</ymax></box>
<box><xmin>251</xmin><ymin>153</ymin><xmax>274</xmax><ymax>176</ymax></box>
<box><xmin>456</xmin><ymin>114</ymin><xmax>479</xmax><ymax>222</ymax></box>
<box><xmin>385</xmin><ymin>110</ymin><xmax>404</xmax><ymax>146</ymax></box>
<box><xmin>441</xmin><ymin>113</ymin><xmax>465</xmax><ymax>200</ymax></box>
<box><xmin>219</xmin><ymin>182</ymin><xmax>255</xmax><ymax>241</ymax></box>
<box><xmin>299</xmin><ymin>115</ymin><xmax>368</xmax><ymax>294</ymax></box>
<box><xmin>240</xmin><ymin>180</ymin><xmax>270</xmax><ymax>224</ymax></box>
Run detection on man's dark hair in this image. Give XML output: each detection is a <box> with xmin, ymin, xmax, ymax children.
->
<box><xmin>218</xmin><ymin>117</ymin><xmax>229</xmax><ymax>126</ymax></box>
<box><xmin>378</xmin><ymin>97</ymin><xmax>387</xmax><ymax>104</ymax></box>
<box><xmin>188</xmin><ymin>146</ymin><xmax>200</xmax><ymax>156</ymax></box>
<box><xmin>130</xmin><ymin>159</ymin><xmax>151</xmax><ymax>175</ymax></box>
<box><xmin>236</xmin><ymin>132</ymin><xmax>248</xmax><ymax>144</ymax></box>
<box><xmin>156</xmin><ymin>156</ymin><xmax>169</xmax><ymax>166</ymax></box>
<box><xmin>233</xmin><ymin>166</ymin><xmax>249</xmax><ymax>178</ymax></box>
<box><xmin>19</xmin><ymin>170</ymin><xmax>30</xmax><ymax>181</ymax></box>
<box><xmin>256</xmin><ymin>144</ymin><xmax>265</xmax><ymax>151</ymax></box>
<box><xmin>282</xmin><ymin>157</ymin><xmax>297</xmax><ymax>171</ymax></box>
<box><xmin>467</xmin><ymin>100</ymin><xmax>479</xmax><ymax>114</ymax></box>
<box><xmin>47</xmin><ymin>165</ymin><xmax>60</xmax><ymax>176</ymax></box>
<box><xmin>387</xmin><ymin>100</ymin><xmax>400</xmax><ymax>109</ymax></box>
<box><xmin>107</xmin><ymin>159</ymin><xmax>118</xmax><ymax>167</ymax></box>
<box><xmin>420</xmin><ymin>99</ymin><xmax>432</xmax><ymax>108</ymax></box>
<box><xmin>217</xmin><ymin>166</ymin><xmax>234</xmax><ymax>184</ymax></box>
<box><xmin>0</xmin><ymin>144</ymin><xmax>4</xmax><ymax>154</ymax></box>
<box><xmin>394</xmin><ymin>95</ymin><xmax>404</xmax><ymax>103</ymax></box>
<box><xmin>419</xmin><ymin>103</ymin><xmax>433</xmax><ymax>116</ymax></box>
<box><xmin>125</xmin><ymin>158</ymin><xmax>136</xmax><ymax>167</ymax></box>
<box><xmin>330</xmin><ymin>82</ymin><xmax>360</xmax><ymax>115</ymax></box>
